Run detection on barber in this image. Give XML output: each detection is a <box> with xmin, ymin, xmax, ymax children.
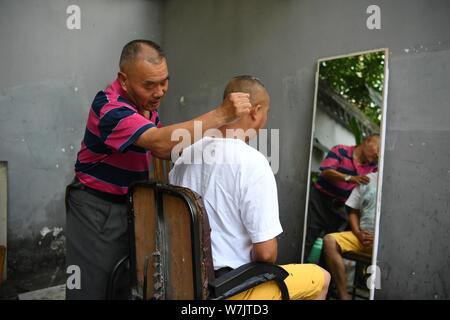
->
<box><xmin>65</xmin><ymin>39</ymin><xmax>251</xmax><ymax>299</ymax></box>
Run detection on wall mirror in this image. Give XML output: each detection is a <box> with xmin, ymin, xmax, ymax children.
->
<box><xmin>301</xmin><ymin>49</ymin><xmax>389</xmax><ymax>300</ymax></box>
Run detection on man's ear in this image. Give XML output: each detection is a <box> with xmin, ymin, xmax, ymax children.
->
<box><xmin>249</xmin><ymin>104</ymin><xmax>261</xmax><ymax>121</ymax></box>
<box><xmin>118</xmin><ymin>72</ymin><xmax>128</xmax><ymax>92</ymax></box>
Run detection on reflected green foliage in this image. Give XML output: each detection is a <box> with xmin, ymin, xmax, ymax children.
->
<box><xmin>319</xmin><ymin>51</ymin><xmax>385</xmax><ymax>127</ymax></box>
<box><xmin>349</xmin><ymin>117</ymin><xmax>363</xmax><ymax>145</ymax></box>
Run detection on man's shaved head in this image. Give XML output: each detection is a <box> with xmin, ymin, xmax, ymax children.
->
<box><xmin>223</xmin><ymin>75</ymin><xmax>268</xmax><ymax>105</ymax></box>
<box><xmin>220</xmin><ymin>75</ymin><xmax>270</xmax><ymax>139</ymax></box>
<box><xmin>119</xmin><ymin>39</ymin><xmax>165</xmax><ymax>71</ymax></box>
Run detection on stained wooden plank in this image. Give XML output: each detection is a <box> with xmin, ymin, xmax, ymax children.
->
<box><xmin>132</xmin><ymin>186</ymin><xmax>157</xmax><ymax>299</ymax></box>
<box><xmin>163</xmin><ymin>193</ymin><xmax>194</xmax><ymax>299</ymax></box>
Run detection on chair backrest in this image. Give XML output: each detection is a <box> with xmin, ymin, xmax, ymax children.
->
<box><xmin>150</xmin><ymin>158</ymin><xmax>172</xmax><ymax>183</ymax></box>
<box><xmin>128</xmin><ymin>181</ymin><xmax>214</xmax><ymax>300</ymax></box>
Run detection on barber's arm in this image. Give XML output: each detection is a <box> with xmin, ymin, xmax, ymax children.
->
<box><xmin>321</xmin><ymin>169</ymin><xmax>370</xmax><ymax>185</ymax></box>
<box><xmin>251</xmin><ymin>238</ymin><xmax>278</xmax><ymax>264</ymax></box>
<box><xmin>134</xmin><ymin>92</ymin><xmax>251</xmax><ymax>159</ymax></box>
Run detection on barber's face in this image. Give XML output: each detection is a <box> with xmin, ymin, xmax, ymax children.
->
<box><xmin>119</xmin><ymin>58</ymin><xmax>169</xmax><ymax>112</ymax></box>
<box><xmin>363</xmin><ymin>137</ymin><xmax>380</xmax><ymax>164</ymax></box>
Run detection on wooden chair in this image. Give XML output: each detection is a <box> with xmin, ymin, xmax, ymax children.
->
<box><xmin>107</xmin><ymin>181</ymin><xmax>290</xmax><ymax>300</ymax></box>
<box><xmin>150</xmin><ymin>157</ymin><xmax>172</xmax><ymax>184</ymax></box>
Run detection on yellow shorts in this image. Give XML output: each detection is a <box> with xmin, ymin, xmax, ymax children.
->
<box><xmin>328</xmin><ymin>231</ymin><xmax>372</xmax><ymax>254</ymax></box>
<box><xmin>227</xmin><ymin>264</ymin><xmax>325</xmax><ymax>300</ymax></box>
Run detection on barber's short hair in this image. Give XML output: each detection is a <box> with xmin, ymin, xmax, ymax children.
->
<box><xmin>119</xmin><ymin>39</ymin><xmax>165</xmax><ymax>69</ymax></box>
<box><xmin>222</xmin><ymin>75</ymin><xmax>266</xmax><ymax>100</ymax></box>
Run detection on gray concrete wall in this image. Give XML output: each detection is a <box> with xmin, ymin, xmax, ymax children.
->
<box><xmin>1</xmin><ymin>0</ymin><xmax>449</xmax><ymax>299</ymax></box>
<box><xmin>160</xmin><ymin>0</ymin><xmax>450</xmax><ymax>298</ymax></box>
<box><xmin>0</xmin><ymin>0</ymin><xmax>162</xmax><ymax>283</ymax></box>
<box><xmin>378</xmin><ymin>49</ymin><xmax>450</xmax><ymax>299</ymax></box>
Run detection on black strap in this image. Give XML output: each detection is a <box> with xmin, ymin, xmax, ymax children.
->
<box><xmin>214</xmin><ymin>267</ymin><xmax>233</xmax><ymax>279</ymax></box>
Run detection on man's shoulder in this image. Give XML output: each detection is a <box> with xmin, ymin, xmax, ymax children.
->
<box><xmin>331</xmin><ymin>144</ymin><xmax>354</xmax><ymax>158</ymax></box>
<box><xmin>332</xmin><ymin>144</ymin><xmax>354</xmax><ymax>151</ymax></box>
<box><xmin>95</xmin><ymin>81</ymin><xmax>138</xmax><ymax>113</ymax></box>
<box><xmin>195</xmin><ymin>138</ymin><xmax>271</xmax><ymax>170</ymax></box>
<box><xmin>91</xmin><ymin>95</ymin><xmax>138</xmax><ymax>119</ymax></box>
<box><xmin>227</xmin><ymin>139</ymin><xmax>269</xmax><ymax>164</ymax></box>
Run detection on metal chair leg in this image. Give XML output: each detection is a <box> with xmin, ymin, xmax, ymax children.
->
<box><xmin>106</xmin><ymin>255</ymin><xmax>129</xmax><ymax>300</ymax></box>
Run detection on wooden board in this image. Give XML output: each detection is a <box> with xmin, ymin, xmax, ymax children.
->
<box><xmin>162</xmin><ymin>193</ymin><xmax>194</xmax><ymax>299</ymax></box>
<box><xmin>132</xmin><ymin>186</ymin><xmax>157</xmax><ymax>299</ymax></box>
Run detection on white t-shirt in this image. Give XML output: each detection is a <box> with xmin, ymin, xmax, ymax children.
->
<box><xmin>345</xmin><ymin>172</ymin><xmax>378</xmax><ymax>232</ymax></box>
<box><xmin>169</xmin><ymin>137</ymin><xmax>283</xmax><ymax>270</ymax></box>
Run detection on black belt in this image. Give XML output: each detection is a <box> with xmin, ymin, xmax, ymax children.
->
<box><xmin>313</xmin><ymin>186</ymin><xmax>345</xmax><ymax>208</ymax></box>
<box><xmin>214</xmin><ymin>267</ymin><xmax>233</xmax><ymax>279</ymax></box>
<box><xmin>83</xmin><ymin>185</ymin><xmax>127</xmax><ymax>204</ymax></box>
<box><xmin>68</xmin><ymin>177</ymin><xmax>127</xmax><ymax>204</ymax></box>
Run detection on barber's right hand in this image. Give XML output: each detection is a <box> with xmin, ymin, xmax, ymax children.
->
<box><xmin>350</xmin><ymin>175</ymin><xmax>370</xmax><ymax>185</ymax></box>
<box><xmin>217</xmin><ymin>92</ymin><xmax>252</xmax><ymax>123</ymax></box>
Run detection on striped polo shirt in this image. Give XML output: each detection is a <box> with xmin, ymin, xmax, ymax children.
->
<box><xmin>75</xmin><ymin>78</ymin><xmax>161</xmax><ymax>195</ymax></box>
<box><xmin>314</xmin><ymin>144</ymin><xmax>377</xmax><ymax>203</ymax></box>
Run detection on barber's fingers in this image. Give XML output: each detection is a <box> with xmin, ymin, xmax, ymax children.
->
<box><xmin>228</xmin><ymin>92</ymin><xmax>250</xmax><ymax>100</ymax></box>
<box><xmin>357</xmin><ymin>176</ymin><xmax>370</xmax><ymax>185</ymax></box>
<box><xmin>227</xmin><ymin>92</ymin><xmax>250</xmax><ymax>102</ymax></box>
<box><xmin>361</xmin><ymin>230</ymin><xmax>374</xmax><ymax>238</ymax></box>
<box><xmin>218</xmin><ymin>92</ymin><xmax>252</xmax><ymax>123</ymax></box>
<box><xmin>227</xmin><ymin>92</ymin><xmax>252</xmax><ymax>116</ymax></box>
<box><xmin>229</xmin><ymin>92</ymin><xmax>252</xmax><ymax>107</ymax></box>
<box><xmin>363</xmin><ymin>240</ymin><xmax>374</xmax><ymax>249</ymax></box>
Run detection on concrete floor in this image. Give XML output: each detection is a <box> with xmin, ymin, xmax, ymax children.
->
<box><xmin>17</xmin><ymin>284</ymin><xmax>65</xmax><ymax>300</ymax></box>
<box><xmin>0</xmin><ymin>266</ymin><xmax>66</xmax><ymax>300</ymax></box>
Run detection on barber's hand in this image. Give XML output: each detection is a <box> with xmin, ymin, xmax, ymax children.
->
<box><xmin>350</xmin><ymin>175</ymin><xmax>370</xmax><ymax>185</ymax></box>
<box><xmin>217</xmin><ymin>92</ymin><xmax>252</xmax><ymax>123</ymax></box>
<box><xmin>356</xmin><ymin>230</ymin><xmax>374</xmax><ymax>249</ymax></box>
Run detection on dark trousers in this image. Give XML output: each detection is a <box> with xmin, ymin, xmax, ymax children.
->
<box><xmin>65</xmin><ymin>180</ymin><xmax>130</xmax><ymax>300</ymax></box>
<box><xmin>304</xmin><ymin>187</ymin><xmax>349</xmax><ymax>263</ymax></box>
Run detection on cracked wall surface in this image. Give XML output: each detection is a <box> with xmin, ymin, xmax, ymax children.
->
<box><xmin>160</xmin><ymin>0</ymin><xmax>450</xmax><ymax>299</ymax></box>
<box><xmin>1</xmin><ymin>0</ymin><xmax>449</xmax><ymax>298</ymax></box>
<box><xmin>0</xmin><ymin>0</ymin><xmax>163</xmax><ymax>286</ymax></box>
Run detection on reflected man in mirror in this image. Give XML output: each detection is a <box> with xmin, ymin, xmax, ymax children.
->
<box><xmin>304</xmin><ymin>135</ymin><xmax>380</xmax><ymax>261</ymax></box>
<box><xmin>323</xmin><ymin>171</ymin><xmax>378</xmax><ymax>299</ymax></box>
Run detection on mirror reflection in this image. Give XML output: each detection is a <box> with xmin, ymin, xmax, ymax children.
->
<box><xmin>302</xmin><ymin>49</ymin><xmax>388</xmax><ymax>300</ymax></box>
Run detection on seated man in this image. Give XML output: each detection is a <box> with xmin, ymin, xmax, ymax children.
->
<box><xmin>323</xmin><ymin>171</ymin><xmax>378</xmax><ymax>300</ymax></box>
<box><xmin>169</xmin><ymin>75</ymin><xmax>330</xmax><ymax>300</ymax></box>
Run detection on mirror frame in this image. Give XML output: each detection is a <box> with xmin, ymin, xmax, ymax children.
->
<box><xmin>300</xmin><ymin>48</ymin><xmax>389</xmax><ymax>300</ymax></box>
